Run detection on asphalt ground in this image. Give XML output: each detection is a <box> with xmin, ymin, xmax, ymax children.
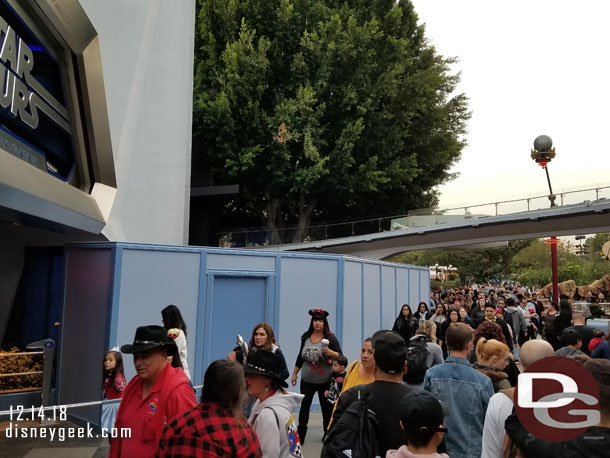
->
<box><xmin>0</xmin><ymin>411</ymin><xmax>324</xmax><ymax>458</ymax></box>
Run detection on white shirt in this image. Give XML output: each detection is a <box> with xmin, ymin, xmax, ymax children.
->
<box><xmin>174</xmin><ymin>330</ymin><xmax>191</xmax><ymax>381</ymax></box>
<box><xmin>481</xmin><ymin>391</ymin><xmax>514</xmax><ymax>458</ymax></box>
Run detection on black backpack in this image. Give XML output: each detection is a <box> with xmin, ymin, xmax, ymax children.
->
<box><xmin>404</xmin><ymin>335</ymin><xmax>429</xmax><ymax>384</ymax></box>
<box><xmin>504</xmin><ymin>309</ymin><xmax>519</xmax><ymax>340</ymax></box>
<box><xmin>321</xmin><ymin>390</ymin><xmax>381</xmax><ymax>458</ymax></box>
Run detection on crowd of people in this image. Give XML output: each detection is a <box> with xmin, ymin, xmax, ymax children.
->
<box><xmin>100</xmin><ymin>283</ymin><xmax>610</xmax><ymax>458</ymax></box>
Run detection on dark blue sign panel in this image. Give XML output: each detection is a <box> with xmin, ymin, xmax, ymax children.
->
<box><xmin>0</xmin><ymin>1</ymin><xmax>74</xmax><ymax>181</ymax></box>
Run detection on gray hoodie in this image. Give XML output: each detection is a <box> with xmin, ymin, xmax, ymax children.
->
<box><xmin>249</xmin><ymin>390</ymin><xmax>305</xmax><ymax>458</ymax></box>
<box><xmin>555</xmin><ymin>346</ymin><xmax>585</xmax><ymax>357</ymax></box>
<box><xmin>505</xmin><ymin>305</ymin><xmax>526</xmax><ymax>341</ymax></box>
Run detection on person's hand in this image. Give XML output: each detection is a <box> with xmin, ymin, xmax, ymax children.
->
<box><xmin>324</xmin><ymin>390</ymin><xmax>329</xmax><ymax>397</ymax></box>
<box><xmin>291</xmin><ymin>374</ymin><xmax>298</xmax><ymax>387</ymax></box>
<box><xmin>321</xmin><ymin>347</ymin><xmax>335</xmax><ymax>357</ymax></box>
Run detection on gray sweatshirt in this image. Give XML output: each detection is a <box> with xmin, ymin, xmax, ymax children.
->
<box><xmin>505</xmin><ymin>305</ymin><xmax>526</xmax><ymax>339</ymax></box>
<box><xmin>249</xmin><ymin>390</ymin><xmax>305</xmax><ymax>458</ymax></box>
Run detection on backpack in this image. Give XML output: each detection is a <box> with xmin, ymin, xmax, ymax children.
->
<box><xmin>321</xmin><ymin>390</ymin><xmax>381</xmax><ymax>458</ymax></box>
<box><xmin>404</xmin><ymin>335</ymin><xmax>429</xmax><ymax>384</ymax></box>
<box><xmin>504</xmin><ymin>309</ymin><xmax>519</xmax><ymax>341</ymax></box>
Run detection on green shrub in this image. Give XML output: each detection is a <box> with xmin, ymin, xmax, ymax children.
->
<box><xmin>430</xmin><ymin>279</ymin><xmax>462</xmax><ymax>290</ymax></box>
<box><xmin>517</xmin><ymin>268</ymin><xmax>551</xmax><ymax>286</ymax></box>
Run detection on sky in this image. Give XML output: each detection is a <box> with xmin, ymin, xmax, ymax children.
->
<box><xmin>410</xmin><ymin>0</ymin><xmax>610</xmax><ymax>210</ymax></box>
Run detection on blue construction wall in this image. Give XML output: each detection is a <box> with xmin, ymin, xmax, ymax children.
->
<box><xmin>59</xmin><ymin>243</ymin><xmax>429</xmax><ymax>424</ymax></box>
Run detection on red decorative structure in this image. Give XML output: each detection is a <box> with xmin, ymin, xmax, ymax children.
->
<box><xmin>544</xmin><ymin>237</ymin><xmax>560</xmax><ymax>302</ymax></box>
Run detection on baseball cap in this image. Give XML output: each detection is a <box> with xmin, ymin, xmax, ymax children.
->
<box><xmin>371</xmin><ymin>330</ymin><xmax>407</xmax><ymax>374</ymax></box>
<box><xmin>399</xmin><ymin>390</ymin><xmax>448</xmax><ymax>433</ymax></box>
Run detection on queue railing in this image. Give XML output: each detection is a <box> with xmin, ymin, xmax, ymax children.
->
<box><xmin>0</xmin><ymin>338</ymin><xmax>55</xmax><ymax>414</ymax></box>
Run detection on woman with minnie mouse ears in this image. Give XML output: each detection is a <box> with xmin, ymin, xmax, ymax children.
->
<box><xmin>291</xmin><ymin>308</ymin><xmax>342</xmax><ymax>443</ymax></box>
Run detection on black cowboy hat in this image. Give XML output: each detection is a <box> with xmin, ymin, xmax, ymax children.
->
<box><xmin>120</xmin><ymin>325</ymin><xmax>178</xmax><ymax>355</ymax></box>
<box><xmin>243</xmin><ymin>349</ymin><xmax>289</xmax><ymax>388</ymax></box>
<box><xmin>309</xmin><ymin>308</ymin><xmax>329</xmax><ymax>319</ymax></box>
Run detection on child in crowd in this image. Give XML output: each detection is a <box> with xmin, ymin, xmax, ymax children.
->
<box><xmin>325</xmin><ymin>354</ymin><xmax>348</xmax><ymax>404</ymax></box>
<box><xmin>387</xmin><ymin>390</ymin><xmax>448</xmax><ymax>458</ymax></box>
<box><xmin>589</xmin><ymin>329</ymin><xmax>605</xmax><ymax>353</ymax></box>
<box><xmin>101</xmin><ymin>348</ymin><xmax>125</xmax><ymax>435</ymax></box>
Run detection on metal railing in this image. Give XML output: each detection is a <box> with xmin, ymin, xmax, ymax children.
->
<box><xmin>0</xmin><ymin>339</ymin><xmax>55</xmax><ymax>410</ymax></box>
<box><xmin>0</xmin><ymin>351</ymin><xmax>43</xmax><ymax>393</ymax></box>
<box><xmin>218</xmin><ymin>184</ymin><xmax>610</xmax><ymax>248</ymax></box>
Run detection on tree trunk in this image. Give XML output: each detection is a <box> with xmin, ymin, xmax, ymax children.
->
<box><xmin>292</xmin><ymin>195</ymin><xmax>316</xmax><ymax>243</ymax></box>
<box><xmin>264</xmin><ymin>191</ymin><xmax>282</xmax><ymax>244</ymax></box>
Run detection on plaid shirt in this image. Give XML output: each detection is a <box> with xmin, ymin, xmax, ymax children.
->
<box><xmin>156</xmin><ymin>402</ymin><xmax>261</xmax><ymax>458</ymax></box>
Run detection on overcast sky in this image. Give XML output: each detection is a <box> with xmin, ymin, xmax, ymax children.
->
<box><xmin>411</xmin><ymin>0</ymin><xmax>610</xmax><ymax>211</ymax></box>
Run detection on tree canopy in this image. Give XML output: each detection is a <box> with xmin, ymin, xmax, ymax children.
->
<box><xmin>391</xmin><ymin>237</ymin><xmax>610</xmax><ymax>286</ymax></box>
<box><xmin>193</xmin><ymin>0</ymin><xmax>470</xmax><ymax>243</ymax></box>
<box><xmin>390</xmin><ymin>240</ymin><xmax>534</xmax><ymax>283</ymax></box>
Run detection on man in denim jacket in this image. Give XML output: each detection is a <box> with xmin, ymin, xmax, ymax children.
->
<box><xmin>423</xmin><ymin>323</ymin><xmax>493</xmax><ymax>458</ymax></box>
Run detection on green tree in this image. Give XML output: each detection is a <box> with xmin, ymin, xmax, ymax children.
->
<box><xmin>392</xmin><ymin>237</ymin><xmax>610</xmax><ymax>287</ymax></box>
<box><xmin>516</xmin><ymin>267</ymin><xmax>551</xmax><ymax>287</ymax></box>
<box><xmin>390</xmin><ymin>239</ymin><xmax>533</xmax><ymax>282</ymax></box>
<box><xmin>510</xmin><ymin>238</ymin><xmax>577</xmax><ymax>271</ymax></box>
<box><xmin>193</xmin><ymin>0</ymin><xmax>470</xmax><ymax>242</ymax></box>
<box><xmin>582</xmin><ymin>261</ymin><xmax>610</xmax><ymax>284</ymax></box>
<box><xmin>586</xmin><ymin>233</ymin><xmax>610</xmax><ymax>260</ymax></box>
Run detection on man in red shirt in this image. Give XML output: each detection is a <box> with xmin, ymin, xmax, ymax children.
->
<box><xmin>109</xmin><ymin>325</ymin><xmax>196</xmax><ymax>458</ymax></box>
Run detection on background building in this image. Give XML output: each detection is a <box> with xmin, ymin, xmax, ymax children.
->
<box><xmin>0</xmin><ymin>0</ymin><xmax>195</xmax><ymax>348</ymax></box>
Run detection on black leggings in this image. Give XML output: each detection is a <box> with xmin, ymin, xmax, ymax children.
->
<box><xmin>299</xmin><ymin>379</ymin><xmax>333</xmax><ymax>433</ymax></box>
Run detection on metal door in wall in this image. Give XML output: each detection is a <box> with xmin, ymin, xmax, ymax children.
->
<box><xmin>208</xmin><ymin>276</ymin><xmax>267</xmax><ymax>364</ymax></box>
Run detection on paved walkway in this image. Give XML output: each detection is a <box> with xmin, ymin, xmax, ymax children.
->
<box><xmin>1</xmin><ymin>411</ymin><xmax>324</xmax><ymax>457</ymax></box>
<box><xmin>300</xmin><ymin>410</ymin><xmax>324</xmax><ymax>458</ymax></box>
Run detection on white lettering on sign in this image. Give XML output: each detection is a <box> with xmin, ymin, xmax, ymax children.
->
<box><xmin>0</xmin><ymin>15</ymin><xmax>70</xmax><ymax>133</ymax></box>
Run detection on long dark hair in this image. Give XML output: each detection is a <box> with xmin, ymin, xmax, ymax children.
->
<box><xmin>171</xmin><ymin>351</ymin><xmax>184</xmax><ymax>370</ymax></box>
<box><xmin>396</xmin><ymin>304</ymin><xmax>412</xmax><ymax>321</ymax></box>
<box><xmin>447</xmin><ymin>309</ymin><xmax>460</xmax><ymax>323</ymax></box>
<box><xmin>201</xmin><ymin>359</ymin><xmax>245</xmax><ymax>419</ymax></box>
<box><xmin>435</xmin><ymin>303</ymin><xmax>447</xmax><ymax>317</ymax></box>
<box><xmin>249</xmin><ymin>322</ymin><xmax>277</xmax><ymax>350</ymax></box>
<box><xmin>103</xmin><ymin>351</ymin><xmax>124</xmax><ymax>378</ymax></box>
<box><xmin>559</xmin><ymin>299</ymin><xmax>572</xmax><ymax>318</ymax></box>
<box><xmin>558</xmin><ymin>299</ymin><xmax>573</xmax><ymax>330</ymax></box>
<box><xmin>103</xmin><ymin>350</ymin><xmax>124</xmax><ymax>389</ymax></box>
<box><xmin>417</xmin><ymin>302</ymin><xmax>428</xmax><ymax>314</ymax></box>
<box><xmin>162</xmin><ymin>304</ymin><xmax>187</xmax><ymax>338</ymax></box>
<box><xmin>303</xmin><ymin>315</ymin><xmax>333</xmax><ymax>339</ymax></box>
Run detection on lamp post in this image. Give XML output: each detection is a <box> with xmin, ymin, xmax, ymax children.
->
<box><xmin>531</xmin><ymin>135</ymin><xmax>559</xmax><ymax>303</ymax></box>
<box><xmin>575</xmin><ymin>235</ymin><xmax>586</xmax><ymax>267</ymax></box>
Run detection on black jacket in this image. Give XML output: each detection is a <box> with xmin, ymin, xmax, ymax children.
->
<box><xmin>505</xmin><ymin>413</ymin><xmax>610</xmax><ymax>457</ymax></box>
<box><xmin>392</xmin><ymin>316</ymin><xmax>418</xmax><ymax>344</ymax></box>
